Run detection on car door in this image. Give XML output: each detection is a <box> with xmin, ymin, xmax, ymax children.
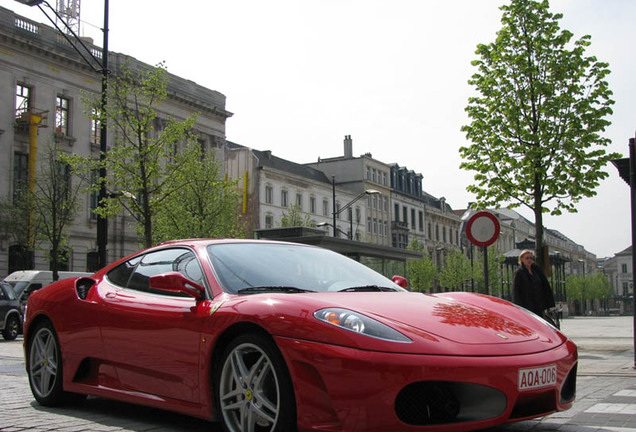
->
<box><xmin>100</xmin><ymin>247</ymin><xmax>206</xmax><ymax>403</ymax></box>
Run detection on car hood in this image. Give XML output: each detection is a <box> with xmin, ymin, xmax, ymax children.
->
<box><xmin>226</xmin><ymin>291</ymin><xmax>568</xmax><ymax>356</ymax></box>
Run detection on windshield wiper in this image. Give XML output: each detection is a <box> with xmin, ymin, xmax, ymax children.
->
<box><xmin>338</xmin><ymin>285</ymin><xmax>399</xmax><ymax>292</ymax></box>
<box><xmin>237</xmin><ymin>286</ymin><xmax>316</xmax><ymax>295</ymax></box>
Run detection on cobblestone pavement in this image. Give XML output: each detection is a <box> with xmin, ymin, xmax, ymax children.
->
<box><xmin>1</xmin><ymin>316</ymin><xmax>634</xmax><ymax>432</ymax></box>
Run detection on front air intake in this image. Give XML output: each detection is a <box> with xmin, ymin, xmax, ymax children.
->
<box><xmin>395</xmin><ymin>381</ymin><xmax>507</xmax><ymax>426</ymax></box>
<box><xmin>395</xmin><ymin>382</ymin><xmax>460</xmax><ymax>425</ymax></box>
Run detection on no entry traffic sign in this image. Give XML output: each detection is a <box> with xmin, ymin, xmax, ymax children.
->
<box><xmin>466</xmin><ymin>211</ymin><xmax>500</xmax><ymax>247</ymax></box>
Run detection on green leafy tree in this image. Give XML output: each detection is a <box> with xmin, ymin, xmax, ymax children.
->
<box><xmin>0</xmin><ymin>187</ymin><xmax>37</xmax><ymax>269</ymax></box>
<box><xmin>566</xmin><ymin>273</ymin><xmax>613</xmax><ymax>315</ymax></box>
<box><xmin>280</xmin><ymin>203</ymin><xmax>315</xmax><ymax>227</ymax></box>
<box><xmin>73</xmin><ymin>62</ymin><xmax>202</xmax><ymax>248</ymax></box>
<box><xmin>32</xmin><ymin>143</ymin><xmax>83</xmax><ymax>280</ymax></box>
<box><xmin>439</xmin><ymin>247</ymin><xmax>472</xmax><ymax>291</ymax></box>
<box><xmin>471</xmin><ymin>246</ymin><xmax>504</xmax><ymax>296</ymax></box>
<box><xmin>406</xmin><ymin>239</ymin><xmax>438</xmax><ymax>292</ymax></box>
<box><xmin>460</xmin><ymin>0</ymin><xmax>620</xmax><ymax>269</ymax></box>
<box><xmin>153</xmin><ymin>149</ymin><xmax>246</xmax><ymax>243</ymax></box>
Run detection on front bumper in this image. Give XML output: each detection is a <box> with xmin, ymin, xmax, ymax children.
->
<box><xmin>276</xmin><ymin>336</ymin><xmax>577</xmax><ymax>432</ymax></box>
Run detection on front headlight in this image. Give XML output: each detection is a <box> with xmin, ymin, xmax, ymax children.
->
<box><xmin>314</xmin><ymin>308</ymin><xmax>412</xmax><ymax>343</ymax></box>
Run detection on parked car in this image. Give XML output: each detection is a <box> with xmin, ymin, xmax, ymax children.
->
<box><xmin>0</xmin><ymin>281</ymin><xmax>21</xmax><ymax>340</ymax></box>
<box><xmin>4</xmin><ymin>270</ymin><xmax>92</xmax><ymax>311</ymax></box>
<box><xmin>23</xmin><ymin>239</ymin><xmax>577</xmax><ymax>432</ymax></box>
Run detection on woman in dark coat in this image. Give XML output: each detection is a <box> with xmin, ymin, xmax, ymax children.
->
<box><xmin>512</xmin><ymin>250</ymin><xmax>556</xmax><ymax>318</ymax></box>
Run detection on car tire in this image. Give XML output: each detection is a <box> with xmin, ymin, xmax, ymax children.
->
<box><xmin>26</xmin><ymin>320</ymin><xmax>86</xmax><ymax>406</ymax></box>
<box><xmin>214</xmin><ymin>333</ymin><xmax>296</xmax><ymax>432</ymax></box>
<box><xmin>2</xmin><ymin>314</ymin><xmax>20</xmax><ymax>340</ymax></box>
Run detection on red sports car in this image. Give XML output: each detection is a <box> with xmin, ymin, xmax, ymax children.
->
<box><xmin>24</xmin><ymin>239</ymin><xmax>577</xmax><ymax>432</ymax></box>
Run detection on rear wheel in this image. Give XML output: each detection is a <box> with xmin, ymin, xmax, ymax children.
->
<box><xmin>2</xmin><ymin>314</ymin><xmax>20</xmax><ymax>340</ymax></box>
<box><xmin>27</xmin><ymin>320</ymin><xmax>85</xmax><ymax>406</ymax></box>
<box><xmin>214</xmin><ymin>333</ymin><xmax>296</xmax><ymax>432</ymax></box>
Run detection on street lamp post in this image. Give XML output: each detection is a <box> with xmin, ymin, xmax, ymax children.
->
<box><xmin>18</xmin><ymin>0</ymin><xmax>110</xmax><ymax>269</ymax></box>
<box><xmin>330</xmin><ymin>176</ymin><xmax>380</xmax><ymax>239</ymax></box>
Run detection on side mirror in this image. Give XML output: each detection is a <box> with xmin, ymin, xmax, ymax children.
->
<box><xmin>149</xmin><ymin>272</ymin><xmax>205</xmax><ymax>300</ymax></box>
<box><xmin>392</xmin><ymin>275</ymin><xmax>408</xmax><ymax>289</ymax></box>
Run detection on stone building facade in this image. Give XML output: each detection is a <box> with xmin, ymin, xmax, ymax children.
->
<box><xmin>307</xmin><ymin>136</ymin><xmax>393</xmax><ymax>246</ymax></box>
<box><xmin>0</xmin><ymin>6</ymin><xmax>231</xmax><ymax>275</ymax></box>
<box><xmin>225</xmin><ymin>142</ymin><xmax>360</xmax><ymax>238</ymax></box>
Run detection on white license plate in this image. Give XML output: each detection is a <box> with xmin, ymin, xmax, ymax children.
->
<box><xmin>518</xmin><ymin>364</ymin><xmax>557</xmax><ymax>390</ymax></box>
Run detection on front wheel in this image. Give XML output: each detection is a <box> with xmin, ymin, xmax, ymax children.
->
<box><xmin>2</xmin><ymin>314</ymin><xmax>20</xmax><ymax>340</ymax></box>
<box><xmin>214</xmin><ymin>333</ymin><xmax>296</xmax><ymax>432</ymax></box>
<box><xmin>27</xmin><ymin>320</ymin><xmax>85</xmax><ymax>406</ymax></box>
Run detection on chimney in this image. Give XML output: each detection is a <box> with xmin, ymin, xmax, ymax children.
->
<box><xmin>344</xmin><ymin>135</ymin><xmax>353</xmax><ymax>159</ymax></box>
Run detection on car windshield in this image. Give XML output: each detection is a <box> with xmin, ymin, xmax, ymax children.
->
<box><xmin>207</xmin><ymin>242</ymin><xmax>405</xmax><ymax>295</ymax></box>
<box><xmin>1</xmin><ymin>282</ymin><xmax>17</xmax><ymax>300</ymax></box>
<box><xmin>9</xmin><ymin>281</ymin><xmax>29</xmax><ymax>298</ymax></box>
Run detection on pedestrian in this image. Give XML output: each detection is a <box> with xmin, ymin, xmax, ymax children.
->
<box><xmin>512</xmin><ymin>249</ymin><xmax>557</xmax><ymax>324</ymax></box>
<box><xmin>557</xmin><ymin>302</ymin><xmax>563</xmax><ymax>320</ymax></box>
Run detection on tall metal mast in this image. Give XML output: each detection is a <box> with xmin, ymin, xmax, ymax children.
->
<box><xmin>55</xmin><ymin>0</ymin><xmax>81</xmax><ymax>35</ymax></box>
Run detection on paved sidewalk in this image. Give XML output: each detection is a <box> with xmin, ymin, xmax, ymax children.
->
<box><xmin>492</xmin><ymin>316</ymin><xmax>636</xmax><ymax>431</ymax></box>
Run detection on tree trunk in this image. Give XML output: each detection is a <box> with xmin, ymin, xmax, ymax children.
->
<box><xmin>533</xmin><ymin>175</ymin><xmax>545</xmax><ymax>271</ymax></box>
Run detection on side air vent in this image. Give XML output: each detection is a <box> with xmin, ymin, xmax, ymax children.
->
<box><xmin>560</xmin><ymin>363</ymin><xmax>577</xmax><ymax>403</ymax></box>
<box><xmin>75</xmin><ymin>278</ymin><xmax>96</xmax><ymax>300</ymax></box>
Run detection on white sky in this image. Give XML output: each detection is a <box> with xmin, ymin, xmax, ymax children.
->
<box><xmin>4</xmin><ymin>0</ymin><xmax>634</xmax><ymax>258</ymax></box>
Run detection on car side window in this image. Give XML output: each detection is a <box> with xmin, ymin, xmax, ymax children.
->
<box><xmin>0</xmin><ymin>287</ymin><xmax>5</xmax><ymax>300</ymax></box>
<box><xmin>127</xmin><ymin>248</ymin><xmax>203</xmax><ymax>296</ymax></box>
<box><xmin>107</xmin><ymin>256</ymin><xmax>142</xmax><ymax>288</ymax></box>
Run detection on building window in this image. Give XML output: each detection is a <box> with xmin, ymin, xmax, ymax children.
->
<box><xmin>402</xmin><ymin>206</ymin><xmax>408</xmax><ymax>225</ymax></box>
<box><xmin>296</xmin><ymin>193</ymin><xmax>302</xmax><ymax>209</ymax></box>
<box><xmin>372</xmin><ymin>168</ymin><xmax>377</xmax><ymax>183</ymax></box>
<box><xmin>411</xmin><ymin>209</ymin><xmax>416</xmax><ymax>229</ymax></box>
<box><xmin>443</xmin><ymin>227</ymin><xmax>447</xmax><ymax>243</ymax></box>
<box><xmin>281</xmin><ymin>190</ymin><xmax>288</xmax><ymax>207</ymax></box>
<box><xmin>323</xmin><ymin>199</ymin><xmax>329</xmax><ymax>216</ymax></box>
<box><xmin>621</xmin><ymin>263</ymin><xmax>628</xmax><ymax>273</ymax></box>
<box><xmin>55</xmin><ymin>96</ymin><xmax>70</xmax><ymax>136</ymax></box>
<box><xmin>90</xmin><ymin>108</ymin><xmax>101</xmax><ymax>146</ymax></box>
<box><xmin>394</xmin><ymin>204</ymin><xmax>400</xmax><ymax>221</ymax></box>
<box><xmin>418</xmin><ymin>211</ymin><xmax>424</xmax><ymax>231</ymax></box>
<box><xmin>336</xmin><ymin>203</ymin><xmax>341</xmax><ymax>219</ymax></box>
<box><xmin>428</xmin><ymin>222</ymin><xmax>432</xmax><ymax>240</ymax></box>
<box><xmin>310</xmin><ymin>197</ymin><xmax>316</xmax><ymax>213</ymax></box>
<box><xmin>384</xmin><ymin>221</ymin><xmax>388</xmax><ymax>237</ymax></box>
<box><xmin>435</xmin><ymin>224</ymin><xmax>439</xmax><ymax>241</ymax></box>
<box><xmin>265</xmin><ymin>214</ymin><xmax>274</xmax><ymax>229</ymax></box>
<box><xmin>373</xmin><ymin>218</ymin><xmax>378</xmax><ymax>234</ymax></box>
<box><xmin>355</xmin><ymin>207</ymin><xmax>361</xmax><ymax>224</ymax></box>
<box><xmin>265</xmin><ymin>185</ymin><xmax>273</xmax><ymax>204</ymax></box>
<box><xmin>13</xmin><ymin>152</ymin><xmax>28</xmax><ymax>199</ymax></box>
<box><xmin>366</xmin><ymin>166</ymin><xmax>371</xmax><ymax>180</ymax></box>
<box><xmin>367</xmin><ymin>217</ymin><xmax>372</xmax><ymax>232</ymax></box>
<box><xmin>379</xmin><ymin>219</ymin><xmax>383</xmax><ymax>235</ymax></box>
<box><xmin>86</xmin><ymin>251</ymin><xmax>99</xmax><ymax>272</ymax></box>
<box><xmin>16</xmin><ymin>84</ymin><xmax>31</xmax><ymax>116</ymax></box>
